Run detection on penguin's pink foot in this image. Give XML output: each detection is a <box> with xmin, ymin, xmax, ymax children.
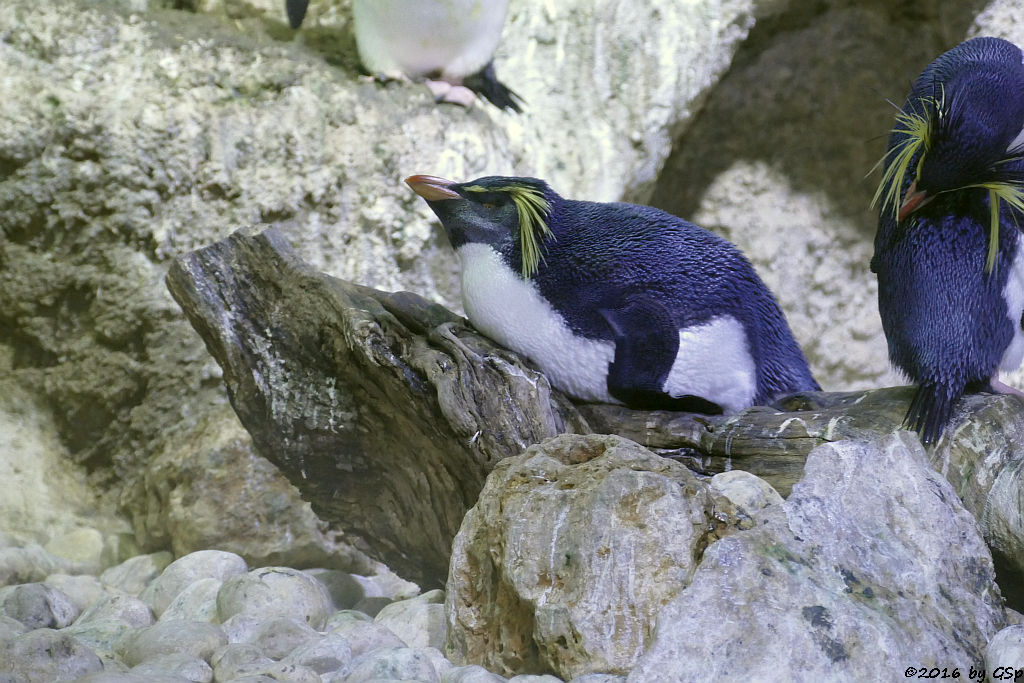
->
<box><xmin>991</xmin><ymin>373</ymin><xmax>1024</xmax><ymax>398</ymax></box>
<box><xmin>425</xmin><ymin>80</ymin><xmax>477</xmax><ymax>108</ymax></box>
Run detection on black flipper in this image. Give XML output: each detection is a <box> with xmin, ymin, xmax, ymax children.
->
<box><xmin>598</xmin><ymin>296</ymin><xmax>723</xmax><ymax>415</ymax></box>
<box><xmin>286</xmin><ymin>0</ymin><xmax>309</xmax><ymax>29</ymax></box>
<box><xmin>462</xmin><ymin>61</ymin><xmax>524</xmax><ymax>113</ymax></box>
<box><xmin>904</xmin><ymin>381</ymin><xmax>962</xmax><ymax>445</ymax></box>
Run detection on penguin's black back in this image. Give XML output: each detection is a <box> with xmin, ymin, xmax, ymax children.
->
<box><xmin>504</xmin><ymin>198</ymin><xmax>820</xmax><ymax>405</ymax></box>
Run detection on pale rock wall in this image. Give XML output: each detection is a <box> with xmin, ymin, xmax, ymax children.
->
<box><xmin>0</xmin><ymin>0</ymin><xmax>774</xmax><ymax>570</ymax></box>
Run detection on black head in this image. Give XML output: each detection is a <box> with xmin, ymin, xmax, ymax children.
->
<box><xmin>917</xmin><ymin>56</ymin><xmax>1024</xmax><ymax>194</ymax></box>
<box><xmin>405</xmin><ymin>174</ymin><xmax>555</xmax><ymax>277</ymax></box>
<box><xmin>873</xmin><ymin>37</ymin><xmax>1024</xmax><ymax>271</ymax></box>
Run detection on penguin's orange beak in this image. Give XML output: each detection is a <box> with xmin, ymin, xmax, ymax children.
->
<box><xmin>898</xmin><ymin>180</ymin><xmax>933</xmax><ymax>222</ymax></box>
<box><xmin>405</xmin><ymin>175</ymin><xmax>461</xmax><ymax>201</ymax></box>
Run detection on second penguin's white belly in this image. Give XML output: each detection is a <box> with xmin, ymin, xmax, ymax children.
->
<box><xmin>999</xmin><ymin>244</ymin><xmax>1024</xmax><ymax>372</ymax></box>
<box><xmin>353</xmin><ymin>0</ymin><xmax>509</xmax><ymax>81</ymax></box>
<box><xmin>457</xmin><ymin>244</ymin><xmax>758</xmax><ymax>413</ymax></box>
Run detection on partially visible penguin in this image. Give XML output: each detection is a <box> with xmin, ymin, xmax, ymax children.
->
<box><xmin>871</xmin><ymin>36</ymin><xmax>1024</xmax><ymax>444</ymax></box>
<box><xmin>406</xmin><ymin>174</ymin><xmax>820</xmax><ymax>414</ymax></box>
<box><xmin>286</xmin><ymin>0</ymin><xmax>521</xmax><ymax>111</ymax></box>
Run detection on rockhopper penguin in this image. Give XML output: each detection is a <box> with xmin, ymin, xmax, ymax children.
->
<box><xmin>871</xmin><ymin>36</ymin><xmax>1024</xmax><ymax>443</ymax></box>
<box><xmin>286</xmin><ymin>0</ymin><xmax>521</xmax><ymax>111</ymax></box>
<box><xmin>406</xmin><ymin>174</ymin><xmax>820</xmax><ymax>414</ymax></box>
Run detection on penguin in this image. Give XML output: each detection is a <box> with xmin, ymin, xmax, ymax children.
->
<box><xmin>871</xmin><ymin>36</ymin><xmax>1024</xmax><ymax>444</ymax></box>
<box><xmin>405</xmin><ymin>174</ymin><xmax>820</xmax><ymax>414</ymax></box>
<box><xmin>286</xmin><ymin>0</ymin><xmax>522</xmax><ymax>112</ymax></box>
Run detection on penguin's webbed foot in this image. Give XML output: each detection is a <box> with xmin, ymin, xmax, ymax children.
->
<box><xmin>425</xmin><ymin>80</ymin><xmax>478</xmax><ymax>108</ymax></box>
<box><xmin>904</xmin><ymin>382</ymin><xmax>960</xmax><ymax>445</ymax></box>
<box><xmin>461</xmin><ymin>62</ymin><xmax>523</xmax><ymax>113</ymax></box>
<box><xmin>989</xmin><ymin>373</ymin><xmax>1024</xmax><ymax>398</ymax></box>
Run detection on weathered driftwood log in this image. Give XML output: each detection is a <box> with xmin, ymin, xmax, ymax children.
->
<box><xmin>168</xmin><ymin>228</ymin><xmax>1024</xmax><ymax>589</ymax></box>
<box><xmin>166</xmin><ymin>228</ymin><xmax>589</xmax><ymax>586</ymax></box>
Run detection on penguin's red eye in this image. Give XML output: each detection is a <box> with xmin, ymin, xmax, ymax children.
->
<box><xmin>481</xmin><ymin>202</ymin><xmax>497</xmax><ymax>209</ymax></box>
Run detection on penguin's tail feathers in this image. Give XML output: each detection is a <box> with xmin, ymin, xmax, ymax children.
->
<box><xmin>286</xmin><ymin>0</ymin><xmax>310</xmax><ymax>28</ymax></box>
<box><xmin>904</xmin><ymin>381</ymin><xmax>960</xmax><ymax>445</ymax></box>
<box><xmin>463</xmin><ymin>62</ymin><xmax>524</xmax><ymax>113</ymax></box>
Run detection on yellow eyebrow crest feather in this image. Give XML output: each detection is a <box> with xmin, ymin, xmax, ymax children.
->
<box><xmin>465</xmin><ymin>183</ymin><xmax>553</xmax><ymax>278</ymax></box>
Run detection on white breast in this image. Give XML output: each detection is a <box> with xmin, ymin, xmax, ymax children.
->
<box><xmin>999</xmin><ymin>244</ymin><xmax>1024</xmax><ymax>372</ymax></box>
<box><xmin>353</xmin><ymin>0</ymin><xmax>509</xmax><ymax>81</ymax></box>
<box><xmin>458</xmin><ymin>243</ymin><xmax>617</xmax><ymax>403</ymax></box>
<box><xmin>662</xmin><ymin>318</ymin><xmax>757</xmax><ymax>414</ymax></box>
<box><xmin>457</xmin><ymin>244</ymin><xmax>759</xmax><ymax>413</ymax></box>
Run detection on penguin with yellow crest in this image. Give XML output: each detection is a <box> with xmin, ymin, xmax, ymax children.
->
<box><xmin>872</xmin><ymin>36</ymin><xmax>1024</xmax><ymax>443</ymax></box>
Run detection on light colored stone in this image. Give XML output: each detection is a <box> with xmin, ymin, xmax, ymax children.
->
<box><xmin>131</xmin><ymin>413</ymin><xmax>378</xmax><ymax>573</ymax></box>
<box><xmin>158</xmin><ymin>577</ymin><xmax>222</xmax><ymax>623</ymax></box>
<box><xmin>568</xmin><ymin>676</ymin><xmax>625</xmax><ymax>683</ymax></box>
<box><xmin>629</xmin><ymin>433</ymin><xmax>1005</xmax><ymax>681</ymax></box>
<box><xmin>304</xmin><ymin>569</ymin><xmax>366</xmax><ymax>610</ymax></box>
<box><xmin>281</xmin><ymin>631</ymin><xmax>353</xmax><ymax>675</ymax></box>
<box><xmin>247</xmin><ymin>616</ymin><xmax>320</xmax><ymax>660</ymax></box>
<box><xmin>0</xmin><ymin>582</ymin><xmax>78</xmax><ymax>630</ymax></box>
<box><xmin>75</xmin><ymin>593</ymin><xmax>155</xmax><ymax>629</ymax></box>
<box><xmin>211</xmin><ymin>643</ymin><xmax>275</xmax><ymax>680</ymax></box>
<box><xmin>0</xmin><ymin>628</ymin><xmax>103</xmax><ymax>682</ymax></box>
<box><xmin>217</xmin><ymin>567</ymin><xmax>333</xmax><ymax>630</ymax></box>
<box><xmin>442</xmin><ymin>665</ymin><xmax>509</xmax><ymax>683</ymax></box>
<box><xmin>140</xmin><ymin>549</ymin><xmax>247</xmax><ymax>617</ymax></box>
<box><xmin>130</xmin><ymin>652</ymin><xmax>214</xmax><ymax>682</ymax></box>
<box><xmin>708</xmin><ymin>470</ymin><xmax>783</xmax><ymax>521</ymax></box>
<box><xmin>0</xmin><ymin>544</ymin><xmax>72</xmax><ymax>588</ymax></box>
<box><xmin>100</xmin><ymin>552</ymin><xmax>173</xmax><ymax>596</ymax></box>
<box><xmin>65</xmin><ymin>617</ymin><xmax>136</xmax><ymax>664</ymax></box>
<box><xmin>0</xmin><ymin>382</ymin><xmax>130</xmax><ymax>559</ymax></box>
<box><xmin>987</xmin><ymin>624</ymin><xmax>1024</xmax><ymax>672</ymax></box>
<box><xmin>346</xmin><ymin>570</ymin><xmax>426</xmax><ymax>602</ymax></box>
<box><xmin>117</xmin><ymin>619</ymin><xmax>227</xmax><ymax>667</ymax></box>
<box><xmin>43</xmin><ymin>573</ymin><xmax>107</xmax><ymax>614</ymax></box>
<box><xmin>339</xmin><ymin>646</ymin><xmax>441</xmax><ymax>683</ymax></box>
<box><xmin>44</xmin><ymin>527</ymin><xmax>105</xmax><ymax>574</ymax></box>
<box><xmin>446</xmin><ymin>434</ymin><xmax>744</xmax><ymax>678</ymax></box>
<box><xmin>221</xmin><ymin>611</ymin><xmax>265</xmax><ymax>645</ymax></box>
<box><xmin>0</xmin><ymin>615</ymin><xmax>28</xmax><ymax>642</ymax></box>
<box><xmin>509</xmin><ymin>676</ymin><xmax>564</xmax><ymax>683</ymax></box>
<box><xmin>329</xmin><ymin>614</ymin><xmax>406</xmax><ymax>658</ymax></box>
<box><xmin>375</xmin><ymin>589</ymin><xmax>446</xmax><ymax>649</ymax></box>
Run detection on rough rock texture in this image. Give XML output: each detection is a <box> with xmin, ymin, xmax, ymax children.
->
<box><xmin>445</xmin><ymin>434</ymin><xmax>748</xmax><ymax>679</ymax></box>
<box><xmin>166</xmin><ymin>227</ymin><xmax>589</xmax><ymax>586</ymax></box>
<box><xmin>628</xmin><ymin>433</ymin><xmax>1006</xmax><ymax>681</ymax></box>
<box><xmin>168</xmin><ymin>226</ymin><xmax>1024</xmax><ymax>600</ymax></box>
<box><xmin>0</xmin><ymin>0</ymin><xmax>771</xmax><ymax>573</ymax></box>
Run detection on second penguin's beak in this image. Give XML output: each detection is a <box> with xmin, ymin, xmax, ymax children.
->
<box><xmin>405</xmin><ymin>175</ymin><xmax>461</xmax><ymax>201</ymax></box>
<box><xmin>898</xmin><ymin>180</ymin><xmax>933</xmax><ymax>222</ymax></box>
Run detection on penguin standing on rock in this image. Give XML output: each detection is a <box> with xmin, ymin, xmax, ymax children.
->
<box><xmin>286</xmin><ymin>0</ymin><xmax>522</xmax><ymax>112</ymax></box>
<box><xmin>872</xmin><ymin>36</ymin><xmax>1024</xmax><ymax>444</ymax></box>
<box><xmin>406</xmin><ymin>174</ymin><xmax>820</xmax><ymax>414</ymax></box>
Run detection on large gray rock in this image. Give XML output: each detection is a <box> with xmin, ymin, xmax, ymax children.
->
<box><xmin>445</xmin><ymin>434</ymin><xmax>747</xmax><ymax>679</ymax></box>
<box><xmin>0</xmin><ymin>628</ymin><xmax>103</xmax><ymax>682</ymax></box>
<box><xmin>139</xmin><ymin>549</ymin><xmax>247</xmax><ymax>617</ymax></box>
<box><xmin>628</xmin><ymin>433</ymin><xmax>1006</xmax><ymax>681</ymax></box>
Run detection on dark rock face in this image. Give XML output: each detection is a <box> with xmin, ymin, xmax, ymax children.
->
<box><xmin>168</xmin><ymin>227</ymin><xmax>1024</xmax><ymax>596</ymax></box>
